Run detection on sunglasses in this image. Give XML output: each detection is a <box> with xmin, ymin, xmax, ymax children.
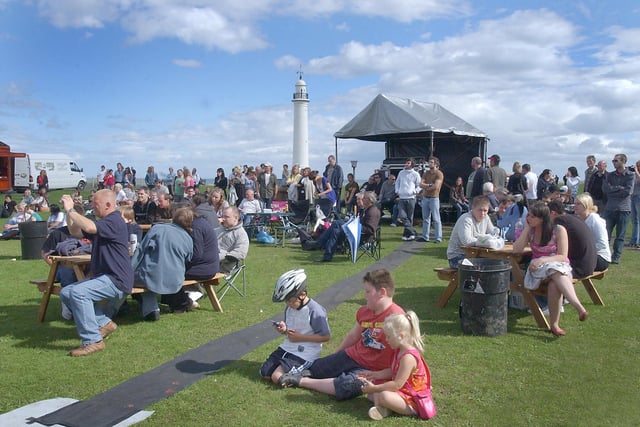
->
<box><xmin>612</xmin><ymin>159</ymin><xmax>620</xmax><ymax>162</ymax></box>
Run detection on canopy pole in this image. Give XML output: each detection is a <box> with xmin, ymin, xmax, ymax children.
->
<box><xmin>430</xmin><ymin>132</ymin><xmax>434</xmax><ymax>156</ymax></box>
<box><xmin>334</xmin><ymin>137</ymin><xmax>338</xmax><ymax>164</ymax></box>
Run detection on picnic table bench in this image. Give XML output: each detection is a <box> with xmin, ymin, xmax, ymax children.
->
<box><xmin>30</xmin><ymin>254</ymin><xmax>225</xmax><ymax>322</ymax></box>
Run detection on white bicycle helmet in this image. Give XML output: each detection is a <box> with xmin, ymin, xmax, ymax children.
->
<box><xmin>272</xmin><ymin>269</ymin><xmax>307</xmax><ymax>302</ymax></box>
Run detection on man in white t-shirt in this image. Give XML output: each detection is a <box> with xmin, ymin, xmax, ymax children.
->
<box><xmin>522</xmin><ymin>163</ymin><xmax>538</xmax><ymax>202</ymax></box>
<box><xmin>96</xmin><ymin>165</ymin><xmax>106</xmax><ymax>189</ymax></box>
<box><xmin>394</xmin><ymin>158</ymin><xmax>421</xmax><ymax>241</ymax></box>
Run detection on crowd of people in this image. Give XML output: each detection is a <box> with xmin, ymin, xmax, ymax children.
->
<box><xmin>444</xmin><ymin>152</ymin><xmax>637</xmax><ymax>336</ymax></box>
<box><xmin>3</xmin><ymin>151</ymin><xmax>639</xmax><ymax>419</ymax></box>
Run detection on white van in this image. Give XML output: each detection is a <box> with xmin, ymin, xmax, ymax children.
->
<box><xmin>13</xmin><ymin>154</ymin><xmax>87</xmax><ymax>191</ymax></box>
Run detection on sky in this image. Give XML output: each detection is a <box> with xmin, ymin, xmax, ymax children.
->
<box><xmin>1</xmin><ymin>0</ymin><xmax>640</xmax><ymax>183</ymax></box>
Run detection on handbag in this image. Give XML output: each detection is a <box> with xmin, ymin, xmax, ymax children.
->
<box><xmin>412</xmin><ymin>355</ymin><xmax>437</xmax><ymax>420</ymax></box>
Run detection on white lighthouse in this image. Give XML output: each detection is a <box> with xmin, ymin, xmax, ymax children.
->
<box><xmin>292</xmin><ymin>72</ymin><xmax>309</xmax><ymax>168</ymax></box>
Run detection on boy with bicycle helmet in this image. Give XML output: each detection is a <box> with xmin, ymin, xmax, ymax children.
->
<box><xmin>260</xmin><ymin>269</ymin><xmax>331</xmax><ymax>385</ymax></box>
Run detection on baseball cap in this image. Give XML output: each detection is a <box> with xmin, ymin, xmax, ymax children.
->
<box><xmin>489</xmin><ymin>154</ymin><xmax>500</xmax><ymax>162</ymax></box>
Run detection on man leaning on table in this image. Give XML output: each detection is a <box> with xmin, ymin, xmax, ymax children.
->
<box><xmin>446</xmin><ymin>195</ymin><xmax>497</xmax><ymax>269</ymax></box>
<box><xmin>59</xmin><ymin>189</ymin><xmax>133</xmax><ymax>357</ymax></box>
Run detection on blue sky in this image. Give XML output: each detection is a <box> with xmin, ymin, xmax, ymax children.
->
<box><xmin>1</xmin><ymin>0</ymin><xmax>639</xmax><ymax>182</ymax></box>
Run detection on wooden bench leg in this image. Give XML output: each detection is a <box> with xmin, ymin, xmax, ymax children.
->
<box><xmin>202</xmin><ymin>281</ymin><xmax>223</xmax><ymax>313</ymax></box>
<box><xmin>37</xmin><ymin>264</ymin><xmax>60</xmax><ymax>323</ymax></box>
<box><xmin>581</xmin><ymin>278</ymin><xmax>604</xmax><ymax>306</ymax></box>
<box><xmin>521</xmin><ymin>288</ymin><xmax>550</xmax><ymax>330</ymax></box>
<box><xmin>437</xmin><ymin>278</ymin><xmax>458</xmax><ymax>308</ymax></box>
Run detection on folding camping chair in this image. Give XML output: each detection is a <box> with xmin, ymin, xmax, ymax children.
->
<box><xmin>218</xmin><ymin>257</ymin><xmax>247</xmax><ymax>299</ymax></box>
<box><xmin>357</xmin><ymin>227</ymin><xmax>382</xmax><ymax>261</ymax></box>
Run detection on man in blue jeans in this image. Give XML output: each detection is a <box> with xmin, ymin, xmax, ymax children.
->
<box><xmin>603</xmin><ymin>153</ymin><xmax>635</xmax><ymax>264</ymax></box>
<box><xmin>312</xmin><ymin>192</ymin><xmax>380</xmax><ymax>262</ymax></box>
<box><xmin>419</xmin><ymin>156</ymin><xmax>444</xmax><ymax>243</ymax></box>
<box><xmin>59</xmin><ymin>189</ymin><xmax>133</xmax><ymax>356</ymax></box>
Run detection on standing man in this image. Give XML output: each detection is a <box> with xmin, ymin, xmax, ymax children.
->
<box><xmin>522</xmin><ymin>163</ymin><xmax>538</xmax><ymax>203</ymax></box>
<box><xmin>96</xmin><ymin>165</ymin><xmax>106</xmax><ymax>190</ymax></box>
<box><xmin>394</xmin><ymin>158</ymin><xmax>421</xmax><ymax>241</ymax></box>
<box><xmin>584</xmin><ymin>155</ymin><xmax>597</xmax><ymax>193</ymax></box>
<box><xmin>59</xmin><ymin>190</ymin><xmax>133</xmax><ymax>356</ymax></box>
<box><xmin>589</xmin><ymin>160</ymin><xmax>608</xmax><ymax>216</ymax></box>
<box><xmin>324</xmin><ymin>155</ymin><xmax>344</xmax><ymax>214</ymax></box>
<box><xmin>603</xmin><ymin>153</ymin><xmax>635</xmax><ymax>264</ymax></box>
<box><xmin>484</xmin><ymin>154</ymin><xmax>507</xmax><ymax>189</ymax></box>
<box><xmin>165</xmin><ymin>166</ymin><xmax>176</xmax><ymax>197</ymax></box>
<box><xmin>419</xmin><ymin>156</ymin><xmax>443</xmax><ymax>243</ymax></box>
<box><xmin>470</xmin><ymin>157</ymin><xmax>486</xmax><ymax>199</ymax></box>
<box><xmin>465</xmin><ymin>157</ymin><xmax>479</xmax><ymax>200</ymax></box>
<box><xmin>258</xmin><ymin>163</ymin><xmax>278</xmax><ymax>210</ymax></box>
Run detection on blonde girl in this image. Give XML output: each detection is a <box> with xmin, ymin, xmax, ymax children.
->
<box><xmin>359</xmin><ymin>311</ymin><xmax>431</xmax><ymax>420</ymax></box>
<box><xmin>209</xmin><ymin>187</ymin><xmax>229</xmax><ymax>221</ymax></box>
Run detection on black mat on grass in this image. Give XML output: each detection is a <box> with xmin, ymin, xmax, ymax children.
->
<box><xmin>32</xmin><ymin>242</ymin><xmax>423</xmax><ymax>427</ymax></box>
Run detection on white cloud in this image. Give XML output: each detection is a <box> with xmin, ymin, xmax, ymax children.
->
<box><xmin>36</xmin><ymin>0</ymin><xmax>130</xmax><ymax>28</ymax></box>
<box><xmin>172</xmin><ymin>58</ymin><xmax>202</xmax><ymax>68</ymax></box>
<box><xmin>32</xmin><ymin>0</ymin><xmax>473</xmax><ymax>53</ymax></box>
<box><xmin>122</xmin><ymin>5</ymin><xmax>269</xmax><ymax>52</ymax></box>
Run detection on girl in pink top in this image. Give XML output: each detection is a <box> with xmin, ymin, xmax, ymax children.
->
<box><xmin>359</xmin><ymin>311</ymin><xmax>432</xmax><ymax>420</ymax></box>
<box><xmin>514</xmin><ymin>201</ymin><xmax>589</xmax><ymax>336</ymax></box>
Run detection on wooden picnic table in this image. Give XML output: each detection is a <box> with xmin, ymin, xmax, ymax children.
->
<box><xmin>33</xmin><ymin>254</ymin><xmax>91</xmax><ymax>322</ymax></box>
<box><xmin>461</xmin><ymin>244</ymin><xmax>605</xmax><ymax>330</ymax></box>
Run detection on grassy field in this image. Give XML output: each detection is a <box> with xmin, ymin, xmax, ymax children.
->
<box><xmin>1</xmin><ymin>191</ymin><xmax>639</xmax><ymax>426</ymax></box>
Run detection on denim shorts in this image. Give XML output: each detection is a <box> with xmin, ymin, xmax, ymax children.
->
<box><xmin>308</xmin><ymin>350</ymin><xmax>366</xmax><ymax>401</ymax></box>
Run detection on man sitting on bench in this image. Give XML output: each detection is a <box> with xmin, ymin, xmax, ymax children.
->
<box><xmin>132</xmin><ymin>207</ymin><xmax>194</xmax><ymax>321</ymax></box>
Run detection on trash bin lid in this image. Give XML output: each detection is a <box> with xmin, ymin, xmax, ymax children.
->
<box><xmin>458</xmin><ymin>258</ymin><xmax>511</xmax><ymax>272</ymax></box>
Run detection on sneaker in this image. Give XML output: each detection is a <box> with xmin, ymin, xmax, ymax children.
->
<box><xmin>401</xmin><ymin>235</ymin><xmax>415</xmax><ymax>241</ymax></box>
<box><xmin>368</xmin><ymin>406</ymin><xmax>391</xmax><ymax>420</ymax></box>
<box><xmin>99</xmin><ymin>321</ymin><xmax>118</xmax><ymax>339</ymax></box>
<box><xmin>187</xmin><ymin>291</ymin><xmax>203</xmax><ymax>302</ymax></box>
<box><xmin>278</xmin><ymin>369</ymin><xmax>311</xmax><ymax>387</ymax></box>
<box><xmin>61</xmin><ymin>303</ymin><xmax>73</xmax><ymax>321</ymax></box>
<box><xmin>69</xmin><ymin>341</ymin><xmax>105</xmax><ymax>357</ymax></box>
<box><xmin>416</xmin><ymin>236</ymin><xmax>428</xmax><ymax>242</ymax></box>
<box><xmin>389</xmin><ymin>223</ymin><xmax>397</xmax><ymax>227</ymax></box>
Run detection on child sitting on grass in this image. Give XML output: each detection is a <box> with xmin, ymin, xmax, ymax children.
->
<box><xmin>260</xmin><ymin>269</ymin><xmax>331</xmax><ymax>385</ymax></box>
<box><xmin>359</xmin><ymin>311</ymin><xmax>434</xmax><ymax>420</ymax></box>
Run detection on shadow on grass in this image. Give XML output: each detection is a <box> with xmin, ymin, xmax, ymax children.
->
<box><xmin>221</xmin><ymin>360</ymin><xmax>373</xmax><ymax>420</ymax></box>
<box><xmin>0</xmin><ymin>303</ymin><xmax>80</xmax><ymax>349</ymax></box>
<box><xmin>394</xmin><ymin>283</ymin><xmax>551</xmax><ymax>341</ymax></box>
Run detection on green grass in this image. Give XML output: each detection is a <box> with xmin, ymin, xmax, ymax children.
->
<box><xmin>1</xmin><ymin>191</ymin><xmax>639</xmax><ymax>426</ymax></box>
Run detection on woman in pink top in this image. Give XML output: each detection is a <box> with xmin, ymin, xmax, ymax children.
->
<box><xmin>513</xmin><ymin>201</ymin><xmax>589</xmax><ymax>336</ymax></box>
<box><xmin>182</xmin><ymin>167</ymin><xmax>195</xmax><ymax>190</ymax></box>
